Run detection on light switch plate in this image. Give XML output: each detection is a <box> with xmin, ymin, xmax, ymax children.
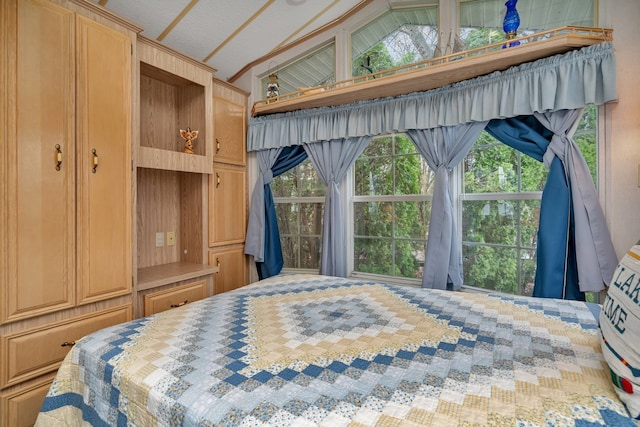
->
<box><xmin>156</xmin><ymin>232</ymin><xmax>164</xmax><ymax>247</ymax></box>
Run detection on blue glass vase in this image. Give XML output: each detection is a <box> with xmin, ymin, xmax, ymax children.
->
<box><xmin>502</xmin><ymin>0</ymin><xmax>520</xmax><ymax>47</ymax></box>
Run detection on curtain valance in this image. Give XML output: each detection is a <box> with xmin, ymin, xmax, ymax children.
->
<box><xmin>247</xmin><ymin>42</ymin><xmax>616</xmax><ymax>151</ymax></box>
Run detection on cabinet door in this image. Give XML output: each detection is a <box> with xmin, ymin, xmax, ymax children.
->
<box><xmin>209</xmin><ymin>164</ymin><xmax>246</xmax><ymax>246</ymax></box>
<box><xmin>209</xmin><ymin>246</ymin><xmax>247</xmax><ymax>294</ymax></box>
<box><xmin>213</xmin><ymin>97</ymin><xmax>245</xmax><ymax>166</ymax></box>
<box><xmin>76</xmin><ymin>16</ymin><xmax>132</xmax><ymax>304</ymax></box>
<box><xmin>1</xmin><ymin>0</ymin><xmax>76</xmax><ymax>322</ymax></box>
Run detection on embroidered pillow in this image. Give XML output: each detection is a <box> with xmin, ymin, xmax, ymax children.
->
<box><xmin>600</xmin><ymin>245</ymin><xmax>640</xmax><ymax>419</ymax></box>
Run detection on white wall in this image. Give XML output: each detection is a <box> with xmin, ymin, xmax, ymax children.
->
<box><xmin>599</xmin><ymin>0</ymin><xmax>640</xmax><ymax>256</ymax></box>
<box><xmin>239</xmin><ymin>0</ymin><xmax>640</xmax><ymax>283</ymax></box>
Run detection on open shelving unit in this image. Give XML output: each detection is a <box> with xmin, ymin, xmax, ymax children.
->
<box><xmin>135</xmin><ymin>36</ymin><xmax>217</xmax><ymax>293</ymax></box>
<box><xmin>251</xmin><ymin>26</ymin><xmax>613</xmax><ymax>117</ymax></box>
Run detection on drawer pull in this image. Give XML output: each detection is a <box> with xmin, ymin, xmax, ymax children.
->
<box><xmin>216</xmin><ymin>138</ymin><xmax>221</xmax><ymax>153</ymax></box>
<box><xmin>61</xmin><ymin>341</ymin><xmax>76</xmax><ymax>347</ymax></box>
<box><xmin>92</xmin><ymin>148</ymin><xmax>98</xmax><ymax>173</ymax></box>
<box><xmin>55</xmin><ymin>144</ymin><xmax>62</xmax><ymax>171</ymax></box>
<box><xmin>170</xmin><ymin>300</ymin><xmax>188</xmax><ymax>308</ymax></box>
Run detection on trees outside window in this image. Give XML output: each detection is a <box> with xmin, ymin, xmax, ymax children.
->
<box><xmin>271</xmin><ymin>160</ymin><xmax>325</xmax><ymax>270</ymax></box>
<box><xmin>461</xmin><ymin>105</ymin><xmax>598</xmax><ymax>295</ymax></box>
<box><xmin>266</xmin><ymin>1</ymin><xmax>598</xmax><ymax>295</ymax></box>
<box><xmin>352</xmin><ymin>134</ymin><xmax>434</xmax><ymax>279</ymax></box>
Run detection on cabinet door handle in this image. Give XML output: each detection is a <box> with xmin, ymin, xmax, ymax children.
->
<box><xmin>61</xmin><ymin>341</ymin><xmax>76</xmax><ymax>347</ymax></box>
<box><xmin>55</xmin><ymin>144</ymin><xmax>62</xmax><ymax>171</ymax></box>
<box><xmin>216</xmin><ymin>257</ymin><xmax>221</xmax><ymax>268</ymax></box>
<box><xmin>170</xmin><ymin>300</ymin><xmax>188</xmax><ymax>308</ymax></box>
<box><xmin>91</xmin><ymin>148</ymin><xmax>99</xmax><ymax>173</ymax></box>
<box><xmin>216</xmin><ymin>173</ymin><xmax>221</xmax><ymax>188</ymax></box>
<box><xmin>216</xmin><ymin>138</ymin><xmax>220</xmax><ymax>153</ymax></box>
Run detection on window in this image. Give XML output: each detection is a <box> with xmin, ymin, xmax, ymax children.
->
<box><xmin>459</xmin><ymin>0</ymin><xmax>596</xmax><ymax>50</ymax></box>
<box><xmin>352</xmin><ymin>134</ymin><xmax>434</xmax><ymax>280</ymax></box>
<box><xmin>461</xmin><ymin>105</ymin><xmax>598</xmax><ymax>296</ymax></box>
<box><xmin>260</xmin><ymin>42</ymin><xmax>335</xmax><ymax>98</ymax></box>
<box><xmin>265</xmin><ymin>2</ymin><xmax>599</xmax><ymax>297</ymax></box>
<box><xmin>351</xmin><ymin>6</ymin><xmax>439</xmax><ymax>78</ymax></box>
<box><xmin>271</xmin><ymin>160</ymin><xmax>325</xmax><ymax>270</ymax></box>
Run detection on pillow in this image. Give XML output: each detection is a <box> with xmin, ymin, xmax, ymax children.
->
<box><xmin>599</xmin><ymin>244</ymin><xmax>640</xmax><ymax>419</ymax></box>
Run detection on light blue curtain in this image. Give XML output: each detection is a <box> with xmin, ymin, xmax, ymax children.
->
<box><xmin>248</xmin><ymin>42</ymin><xmax>616</xmax><ymax>151</ymax></box>
<box><xmin>407</xmin><ymin>122</ymin><xmax>487</xmax><ymax>290</ymax></box>
<box><xmin>245</xmin><ymin>146</ymin><xmax>307</xmax><ymax>279</ymax></box>
<box><xmin>533</xmin><ymin>109</ymin><xmax>618</xmax><ymax>293</ymax></box>
<box><xmin>303</xmin><ymin>136</ymin><xmax>372</xmax><ymax>276</ymax></box>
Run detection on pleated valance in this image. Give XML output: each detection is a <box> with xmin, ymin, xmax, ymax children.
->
<box><xmin>247</xmin><ymin>41</ymin><xmax>616</xmax><ymax>151</ymax></box>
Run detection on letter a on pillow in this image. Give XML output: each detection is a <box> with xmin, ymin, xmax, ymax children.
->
<box><xmin>600</xmin><ymin>244</ymin><xmax>640</xmax><ymax>419</ymax></box>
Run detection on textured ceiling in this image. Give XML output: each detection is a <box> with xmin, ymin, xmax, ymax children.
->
<box><xmin>91</xmin><ymin>0</ymin><xmax>366</xmax><ymax>82</ymax></box>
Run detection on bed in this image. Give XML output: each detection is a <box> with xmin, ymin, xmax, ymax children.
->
<box><xmin>35</xmin><ymin>274</ymin><xmax>639</xmax><ymax>426</ymax></box>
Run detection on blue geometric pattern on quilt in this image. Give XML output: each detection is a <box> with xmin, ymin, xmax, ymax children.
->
<box><xmin>36</xmin><ymin>274</ymin><xmax>640</xmax><ymax>426</ymax></box>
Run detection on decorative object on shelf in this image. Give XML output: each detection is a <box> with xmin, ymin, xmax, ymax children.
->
<box><xmin>361</xmin><ymin>55</ymin><xmax>375</xmax><ymax>77</ymax></box>
<box><xmin>266</xmin><ymin>61</ymin><xmax>280</xmax><ymax>102</ymax></box>
<box><xmin>502</xmin><ymin>0</ymin><xmax>521</xmax><ymax>48</ymax></box>
<box><xmin>180</xmin><ymin>127</ymin><xmax>199</xmax><ymax>154</ymax></box>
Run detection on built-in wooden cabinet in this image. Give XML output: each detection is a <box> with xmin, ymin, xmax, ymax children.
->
<box><xmin>0</xmin><ymin>0</ymin><xmax>139</xmax><ymax>424</ymax></box>
<box><xmin>209</xmin><ymin>246</ymin><xmax>248</xmax><ymax>294</ymax></box>
<box><xmin>134</xmin><ymin>37</ymin><xmax>217</xmax><ymax>317</ymax></box>
<box><xmin>142</xmin><ymin>279</ymin><xmax>208</xmax><ymax>316</ymax></box>
<box><xmin>209</xmin><ymin>81</ymin><xmax>249</xmax><ymax>293</ymax></box>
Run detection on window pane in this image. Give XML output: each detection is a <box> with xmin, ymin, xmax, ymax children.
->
<box><xmin>260</xmin><ymin>42</ymin><xmax>335</xmax><ymax>97</ymax></box>
<box><xmin>520</xmin><ymin>154</ymin><xmax>547</xmax><ymax>192</ymax></box>
<box><xmin>354</xmin><ymin>202</ymin><xmax>392</xmax><ymax>237</ymax></box>
<box><xmin>354</xmin><ymin>156</ymin><xmax>393</xmax><ymax>196</ymax></box>
<box><xmin>276</xmin><ymin>203</ymin><xmax>299</xmax><ymax>234</ymax></box>
<box><xmin>300</xmin><ymin>237</ymin><xmax>321</xmax><ymax>269</ymax></box>
<box><xmin>574</xmin><ymin>104</ymin><xmax>598</xmax><ymax>185</ymax></box>
<box><xmin>463</xmin><ymin>245</ymin><xmax>519</xmax><ymax>293</ymax></box>
<box><xmin>459</xmin><ymin>0</ymin><xmax>595</xmax><ymax>50</ymax></box>
<box><xmin>519</xmin><ymin>200</ymin><xmax>541</xmax><ymax>247</ymax></box>
<box><xmin>299</xmin><ymin>203</ymin><xmax>324</xmax><ymax>235</ymax></box>
<box><xmin>272</xmin><ymin>160</ymin><xmax>325</xmax><ymax>197</ymax></box>
<box><xmin>281</xmin><ymin>236</ymin><xmax>299</xmax><ymax>268</ymax></box>
<box><xmin>462</xmin><ymin>200</ymin><xmax>518</xmax><ymax>246</ymax></box>
<box><xmin>276</xmin><ymin>202</ymin><xmax>323</xmax><ymax>270</ymax></box>
<box><xmin>464</xmin><ymin>142</ymin><xmax>519</xmax><ymax>193</ymax></box>
<box><xmin>394</xmin><ymin>201</ymin><xmax>430</xmax><ymax>239</ymax></box>
<box><xmin>298</xmin><ymin>161</ymin><xmax>325</xmax><ymax>197</ymax></box>
<box><xmin>354</xmin><ymin>238</ymin><xmax>392</xmax><ymax>275</ymax></box>
<box><xmin>394</xmin><ymin>154</ymin><xmax>431</xmax><ymax>195</ymax></box>
<box><xmin>351</xmin><ymin>6</ymin><xmax>439</xmax><ymax>78</ymax></box>
<box><xmin>395</xmin><ymin>240</ymin><xmax>426</xmax><ymax>279</ymax></box>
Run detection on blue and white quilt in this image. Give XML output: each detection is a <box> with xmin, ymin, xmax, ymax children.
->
<box><xmin>36</xmin><ymin>274</ymin><xmax>639</xmax><ymax>426</ymax></box>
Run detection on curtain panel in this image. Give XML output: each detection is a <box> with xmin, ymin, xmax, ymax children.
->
<box><xmin>248</xmin><ymin>42</ymin><xmax>615</xmax><ymax>151</ymax></box>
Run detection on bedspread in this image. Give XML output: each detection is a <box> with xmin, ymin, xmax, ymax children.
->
<box><xmin>36</xmin><ymin>274</ymin><xmax>639</xmax><ymax>426</ymax></box>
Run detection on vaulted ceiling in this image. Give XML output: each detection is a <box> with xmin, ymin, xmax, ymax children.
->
<box><xmin>91</xmin><ymin>0</ymin><xmax>367</xmax><ymax>82</ymax></box>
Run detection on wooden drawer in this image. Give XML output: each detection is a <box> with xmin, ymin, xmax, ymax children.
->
<box><xmin>0</xmin><ymin>376</ymin><xmax>53</xmax><ymax>427</ymax></box>
<box><xmin>143</xmin><ymin>280</ymin><xmax>207</xmax><ymax>316</ymax></box>
<box><xmin>1</xmin><ymin>305</ymin><xmax>131</xmax><ymax>389</ymax></box>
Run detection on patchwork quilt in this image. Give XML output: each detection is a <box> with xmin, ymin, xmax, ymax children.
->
<box><xmin>36</xmin><ymin>274</ymin><xmax>639</xmax><ymax>426</ymax></box>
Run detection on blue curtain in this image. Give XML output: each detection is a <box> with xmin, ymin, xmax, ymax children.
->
<box><xmin>486</xmin><ymin>116</ymin><xmax>581</xmax><ymax>299</ymax></box>
<box><xmin>253</xmin><ymin>146</ymin><xmax>307</xmax><ymax>280</ymax></box>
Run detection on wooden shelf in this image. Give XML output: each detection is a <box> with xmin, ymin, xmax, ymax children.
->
<box><xmin>137</xmin><ymin>146</ymin><xmax>212</xmax><ymax>174</ymax></box>
<box><xmin>252</xmin><ymin>26</ymin><xmax>612</xmax><ymax>117</ymax></box>
<box><xmin>137</xmin><ymin>262</ymin><xmax>219</xmax><ymax>291</ymax></box>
